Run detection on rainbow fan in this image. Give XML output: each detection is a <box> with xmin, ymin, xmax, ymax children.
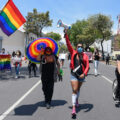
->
<box><xmin>26</xmin><ymin>37</ymin><xmax>59</xmax><ymax>63</ymax></box>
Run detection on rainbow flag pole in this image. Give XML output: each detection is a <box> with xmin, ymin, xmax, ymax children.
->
<box><xmin>0</xmin><ymin>0</ymin><xmax>26</xmax><ymax>36</ymax></box>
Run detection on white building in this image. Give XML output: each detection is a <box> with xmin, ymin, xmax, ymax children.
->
<box><xmin>0</xmin><ymin>29</ymin><xmax>26</xmax><ymax>55</ymax></box>
<box><xmin>93</xmin><ymin>37</ymin><xmax>113</xmax><ymax>57</ymax></box>
<box><xmin>95</xmin><ymin>40</ymin><xmax>112</xmax><ymax>54</ymax></box>
<box><xmin>0</xmin><ymin>28</ymin><xmax>56</xmax><ymax>56</ymax></box>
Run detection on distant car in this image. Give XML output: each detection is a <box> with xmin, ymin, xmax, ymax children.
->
<box><xmin>84</xmin><ymin>52</ymin><xmax>93</xmax><ymax>63</ymax></box>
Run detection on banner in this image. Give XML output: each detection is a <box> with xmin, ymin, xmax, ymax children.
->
<box><xmin>0</xmin><ymin>55</ymin><xmax>11</xmax><ymax>70</ymax></box>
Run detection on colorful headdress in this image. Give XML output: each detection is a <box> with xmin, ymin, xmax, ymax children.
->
<box><xmin>26</xmin><ymin>37</ymin><xmax>59</xmax><ymax>64</ymax></box>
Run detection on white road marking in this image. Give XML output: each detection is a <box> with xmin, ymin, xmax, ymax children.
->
<box><xmin>90</xmin><ymin>64</ymin><xmax>114</xmax><ymax>84</ymax></box>
<box><xmin>0</xmin><ymin>80</ymin><xmax>41</xmax><ymax>120</ymax></box>
<box><xmin>101</xmin><ymin>75</ymin><xmax>113</xmax><ymax>84</ymax></box>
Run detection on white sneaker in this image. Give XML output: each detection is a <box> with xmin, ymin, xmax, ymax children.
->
<box><xmin>15</xmin><ymin>76</ymin><xmax>18</xmax><ymax>79</ymax></box>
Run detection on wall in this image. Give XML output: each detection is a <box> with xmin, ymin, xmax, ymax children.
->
<box><xmin>0</xmin><ymin>29</ymin><xmax>25</xmax><ymax>55</ymax></box>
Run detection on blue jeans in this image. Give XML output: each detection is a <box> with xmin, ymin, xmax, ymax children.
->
<box><xmin>94</xmin><ymin>60</ymin><xmax>99</xmax><ymax>75</ymax></box>
<box><xmin>15</xmin><ymin>63</ymin><xmax>20</xmax><ymax>76</ymax></box>
<box><xmin>70</xmin><ymin>74</ymin><xmax>85</xmax><ymax>82</ymax></box>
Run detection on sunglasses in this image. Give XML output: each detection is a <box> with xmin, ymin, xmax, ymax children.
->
<box><xmin>77</xmin><ymin>46</ymin><xmax>83</xmax><ymax>48</ymax></box>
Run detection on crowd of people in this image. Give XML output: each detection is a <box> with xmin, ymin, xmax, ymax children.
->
<box><xmin>0</xmin><ymin>29</ymin><xmax>120</xmax><ymax>118</ymax></box>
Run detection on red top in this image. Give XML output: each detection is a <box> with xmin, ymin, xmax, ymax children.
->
<box><xmin>65</xmin><ymin>34</ymin><xmax>89</xmax><ymax>76</ymax></box>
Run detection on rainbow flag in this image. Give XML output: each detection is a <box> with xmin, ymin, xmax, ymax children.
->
<box><xmin>0</xmin><ymin>0</ymin><xmax>26</xmax><ymax>36</ymax></box>
<box><xmin>0</xmin><ymin>55</ymin><xmax>11</xmax><ymax>70</ymax></box>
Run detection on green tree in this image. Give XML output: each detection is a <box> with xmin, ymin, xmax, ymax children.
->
<box><xmin>89</xmin><ymin>47</ymin><xmax>95</xmax><ymax>53</ymax></box>
<box><xmin>46</xmin><ymin>32</ymin><xmax>61</xmax><ymax>41</ymax></box>
<box><xmin>67</xmin><ymin>20</ymin><xmax>96</xmax><ymax>49</ymax></box>
<box><xmin>59</xmin><ymin>44</ymin><xmax>68</xmax><ymax>53</ymax></box>
<box><xmin>88</xmin><ymin>14</ymin><xmax>113</xmax><ymax>60</ymax></box>
<box><xmin>24</xmin><ymin>8</ymin><xmax>52</xmax><ymax>37</ymax></box>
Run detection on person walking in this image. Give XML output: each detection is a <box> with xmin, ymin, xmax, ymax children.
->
<box><xmin>59</xmin><ymin>52</ymin><xmax>66</xmax><ymax>67</ymax></box>
<box><xmin>114</xmin><ymin>55</ymin><xmax>120</xmax><ymax>102</ymax></box>
<box><xmin>37</xmin><ymin>47</ymin><xmax>60</xmax><ymax>109</ymax></box>
<box><xmin>28</xmin><ymin>61</ymin><xmax>37</xmax><ymax>78</ymax></box>
<box><xmin>11</xmin><ymin>51</ymin><xmax>16</xmax><ymax>64</ymax></box>
<box><xmin>68</xmin><ymin>52</ymin><xmax>71</xmax><ymax>64</ymax></box>
<box><xmin>93</xmin><ymin>48</ymin><xmax>100</xmax><ymax>76</ymax></box>
<box><xmin>106</xmin><ymin>53</ymin><xmax>110</xmax><ymax>65</ymax></box>
<box><xmin>0</xmin><ymin>48</ymin><xmax>7</xmax><ymax>55</ymax></box>
<box><xmin>11</xmin><ymin>51</ymin><xmax>16</xmax><ymax>74</ymax></box>
<box><xmin>12</xmin><ymin>50</ymin><xmax>22</xmax><ymax>78</ymax></box>
<box><xmin>64</xmin><ymin>30</ymin><xmax>89</xmax><ymax>117</ymax></box>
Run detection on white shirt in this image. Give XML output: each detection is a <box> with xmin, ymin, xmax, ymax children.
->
<box><xmin>59</xmin><ymin>53</ymin><xmax>66</xmax><ymax>60</ymax></box>
<box><xmin>12</xmin><ymin>56</ymin><xmax>22</xmax><ymax>64</ymax></box>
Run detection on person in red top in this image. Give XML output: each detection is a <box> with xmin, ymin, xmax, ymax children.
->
<box><xmin>64</xmin><ymin>30</ymin><xmax>89</xmax><ymax>117</ymax></box>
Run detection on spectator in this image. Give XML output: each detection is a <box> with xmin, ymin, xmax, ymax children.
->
<box><xmin>28</xmin><ymin>61</ymin><xmax>37</xmax><ymax>78</ymax></box>
<box><xmin>0</xmin><ymin>48</ymin><xmax>7</xmax><ymax>55</ymax></box>
<box><xmin>106</xmin><ymin>53</ymin><xmax>110</xmax><ymax>65</ymax></box>
<box><xmin>12</xmin><ymin>50</ymin><xmax>22</xmax><ymax>78</ymax></box>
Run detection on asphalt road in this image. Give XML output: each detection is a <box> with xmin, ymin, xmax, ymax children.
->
<box><xmin>0</xmin><ymin>60</ymin><xmax>120</xmax><ymax>120</ymax></box>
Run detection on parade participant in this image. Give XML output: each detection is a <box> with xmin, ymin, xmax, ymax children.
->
<box><xmin>114</xmin><ymin>55</ymin><xmax>120</xmax><ymax>101</ymax></box>
<box><xmin>59</xmin><ymin>52</ymin><xmax>66</xmax><ymax>67</ymax></box>
<box><xmin>12</xmin><ymin>51</ymin><xmax>16</xmax><ymax>57</ymax></box>
<box><xmin>0</xmin><ymin>50</ymin><xmax>11</xmax><ymax>71</ymax></box>
<box><xmin>68</xmin><ymin>52</ymin><xmax>71</xmax><ymax>63</ymax></box>
<box><xmin>28</xmin><ymin>61</ymin><xmax>37</xmax><ymax>78</ymax></box>
<box><xmin>11</xmin><ymin>51</ymin><xmax>16</xmax><ymax>64</ymax></box>
<box><xmin>93</xmin><ymin>48</ymin><xmax>100</xmax><ymax>76</ymax></box>
<box><xmin>37</xmin><ymin>47</ymin><xmax>60</xmax><ymax>109</ymax></box>
<box><xmin>12</xmin><ymin>50</ymin><xmax>22</xmax><ymax>78</ymax></box>
<box><xmin>0</xmin><ymin>48</ymin><xmax>7</xmax><ymax>55</ymax></box>
<box><xmin>58</xmin><ymin>61</ymin><xmax>64</xmax><ymax>81</ymax></box>
<box><xmin>106</xmin><ymin>53</ymin><xmax>110</xmax><ymax>65</ymax></box>
<box><xmin>10</xmin><ymin>51</ymin><xmax>16</xmax><ymax>73</ymax></box>
<box><xmin>64</xmin><ymin>30</ymin><xmax>89</xmax><ymax>117</ymax></box>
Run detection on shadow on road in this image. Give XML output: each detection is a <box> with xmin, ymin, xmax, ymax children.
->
<box><xmin>0</xmin><ymin>66</ymin><xmax>40</xmax><ymax>81</ymax></box>
<box><xmin>77</xmin><ymin>103</ymin><xmax>94</xmax><ymax>112</ymax></box>
<box><xmin>14</xmin><ymin>99</ymin><xmax>67</xmax><ymax>115</ymax></box>
<box><xmin>69</xmin><ymin>103</ymin><xmax>93</xmax><ymax>113</ymax></box>
<box><xmin>51</xmin><ymin>99</ymin><xmax>67</xmax><ymax>107</ymax></box>
<box><xmin>87</xmin><ymin>73</ymin><xmax>101</xmax><ymax>77</ymax></box>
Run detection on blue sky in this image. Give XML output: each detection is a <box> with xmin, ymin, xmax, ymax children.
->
<box><xmin>0</xmin><ymin>0</ymin><xmax>120</xmax><ymax>36</ymax></box>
